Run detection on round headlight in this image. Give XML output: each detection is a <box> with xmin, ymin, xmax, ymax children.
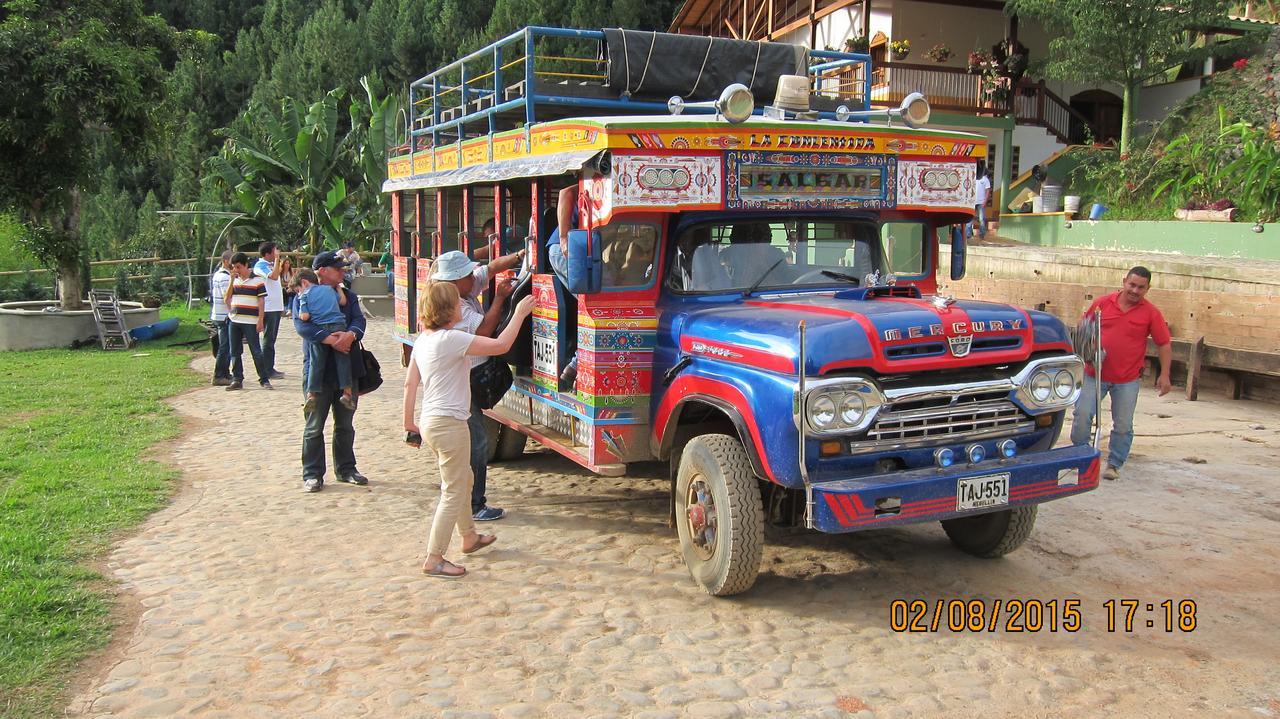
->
<box><xmin>934</xmin><ymin>447</ymin><xmax>955</xmax><ymax>468</ymax></box>
<box><xmin>1030</xmin><ymin>372</ymin><xmax>1053</xmax><ymax>403</ymax></box>
<box><xmin>1054</xmin><ymin>370</ymin><xmax>1076</xmax><ymax>399</ymax></box>
<box><xmin>839</xmin><ymin>393</ymin><xmax>866</xmax><ymax>425</ymax></box>
<box><xmin>811</xmin><ymin>395</ymin><xmax>837</xmax><ymax>429</ymax></box>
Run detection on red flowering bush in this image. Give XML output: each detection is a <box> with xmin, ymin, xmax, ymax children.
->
<box><xmin>1232</xmin><ymin>58</ymin><xmax>1248</xmax><ymax>71</ymax></box>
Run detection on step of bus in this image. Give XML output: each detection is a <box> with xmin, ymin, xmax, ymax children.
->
<box><xmin>485</xmin><ymin>404</ymin><xmax>627</xmax><ymax>477</ymax></box>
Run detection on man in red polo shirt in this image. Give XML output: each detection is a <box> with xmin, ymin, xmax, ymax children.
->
<box><xmin>1071</xmin><ymin>266</ymin><xmax>1173</xmax><ymax>480</ymax></box>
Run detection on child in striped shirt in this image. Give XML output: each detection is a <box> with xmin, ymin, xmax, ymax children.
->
<box><xmin>291</xmin><ymin>268</ymin><xmax>356</xmax><ymax>413</ymax></box>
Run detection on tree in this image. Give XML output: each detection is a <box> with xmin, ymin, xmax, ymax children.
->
<box><xmin>0</xmin><ymin>0</ymin><xmax>175</xmax><ymax>308</ymax></box>
<box><xmin>204</xmin><ymin>88</ymin><xmax>358</xmax><ymax>253</ymax></box>
<box><xmin>1007</xmin><ymin>0</ymin><xmax>1260</xmax><ymax>154</ymax></box>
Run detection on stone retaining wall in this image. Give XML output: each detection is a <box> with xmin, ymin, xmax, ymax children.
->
<box><xmin>938</xmin><ymin>244</ymin><xmax>1280</xmax><ymax>401</ymax></box>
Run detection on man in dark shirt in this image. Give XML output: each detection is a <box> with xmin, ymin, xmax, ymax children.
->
<box><xmin>294</xmin><ymin>250</ymin><xmax>369</xmax><ymax>493</ymax></box>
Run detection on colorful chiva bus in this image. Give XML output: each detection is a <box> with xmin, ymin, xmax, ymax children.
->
<box><xmin>385</xmin><ymin>27</ymin><xmax>1100</xmax><ymax>596</ymax></box>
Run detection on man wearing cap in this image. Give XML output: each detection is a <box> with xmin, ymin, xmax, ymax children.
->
<box><xmin>431</xmin><ymin>247</ymin><xmax>525</xmax><ymax>521</ymax></box>
<box><xmin>294</xmin><ymin>250</ymin><xmax>369</xmax><ymax>493</ymax></box>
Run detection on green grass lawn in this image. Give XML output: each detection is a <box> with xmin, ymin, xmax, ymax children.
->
<box><xmin>0</xmin><ymin>302</ymin><xmax>207</xmax><ymax>718</ymax></box>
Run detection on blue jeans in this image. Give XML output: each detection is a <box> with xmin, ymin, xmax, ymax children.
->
<box><xmin>261</xmin><ymin>311</ymin><xmax>282</xmax><ymax>374</ymax></box>
<box><xmin>213</xmin><ymin>319</ymin><xmax>232</xmax><ymax>379</ymax></box>
<box><xmin>386</xmin><ymin>272</ymin><xmax>394</xmax><ymax>295</ymax></box>
<box><xmin>302</xmin><ymin>385</ymin><xmax>357</xmax><ymax>481</ymax></box>
<box><xmin>306</xmin><ymin>321</ymin><xmax>352</xmax><ymax>394</ymax></box>
<box><xmin>1071</xmin><ymin>376</ymin><xmax>1140</xmax><ymax>468</ymax></box>
<box><xmin>548</xmin><ymin>241</ymin><xmax>569</xmax><ymax>285</ymax></box>
<box><xmin>468</xmin><ymin>400</ymin><xmax>489</xmax><ymax>512</ymax></box>
<box><xmin>228</xmin><ymin>321</ymin><xmax>269</xmax><ymax>383</ymax></box>
<box><xmin>970</xmin><ymin>203</ymin><xmax>987</xmax><ymax>238</ymax></box>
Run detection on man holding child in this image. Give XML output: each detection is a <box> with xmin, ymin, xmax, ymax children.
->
<box><xmin>294</xmin><ymin>250</ymin><xmax>369</xmax><ymax>493</ymax></box>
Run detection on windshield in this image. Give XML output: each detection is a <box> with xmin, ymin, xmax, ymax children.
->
<box><xmin>667</xmin><ymin>218</ymin><xmax>888</xmax><ymax>294</ymax></box>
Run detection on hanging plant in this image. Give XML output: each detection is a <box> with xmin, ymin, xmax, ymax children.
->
<box><xmin>845</xmin><ymin>34</ymin><xmax>869</xmax><ymax>53</ymax></box>
<box><xmin>889</xmin><ymin>39</ymin><xmax>911</xmax><ymax>60</ymax></box>
<box><xmin>925</xmin><ymin>43</ymin><xmax>952</xmax><ymax>63</ymax></box>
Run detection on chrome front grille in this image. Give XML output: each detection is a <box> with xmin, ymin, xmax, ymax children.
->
<box><xmin>866</xmin><ymin>399</ymin><xmax>1032</xmax><ymax>443</ymax></box>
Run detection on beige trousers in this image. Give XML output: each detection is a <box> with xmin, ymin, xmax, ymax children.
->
<box><xmin>422</xmin><ymin>416</ymin><xmax>476</xmax><ymax>556</ymax></box>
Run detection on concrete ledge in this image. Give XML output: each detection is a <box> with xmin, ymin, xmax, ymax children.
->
<box><xmin>997</xmin><ymin>214</ymin><xmax>1280</xmax><ymax>261</ymax></box>
<box><xmin>0</xmin><ymin>301</ymin><xmax>160</xmax><ymax>351</ymax></box>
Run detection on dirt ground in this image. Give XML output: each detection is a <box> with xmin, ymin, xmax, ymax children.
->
<box><xmin>66</xmin><ymin>317</ymin><xmax>1280</xmax><ymax>718</ymax></box>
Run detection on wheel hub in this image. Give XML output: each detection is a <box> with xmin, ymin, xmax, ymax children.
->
<box><xmin>684</xmin><ymin>476</ymin><xmax>717</xmax><ymax>560</ymax></box>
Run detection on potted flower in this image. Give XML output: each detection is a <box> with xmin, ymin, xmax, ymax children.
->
<box><xmin>924</xmin><ymin>43</ymin><xmax>952</xmax><ymax>63</ymax></box>
<box><xmin>967</xmin><ymin>49</ymin><xmax>992</xmax><ymax>74</ymax></box>
<box><xmin>844</xmin><ymin>33</ymin><xmax>869</xmax><ymax>53</ymax></box>
<box><xmin>889</xmin><ymin>38</ymin><xmax>910</xmax><ymax>60</ymax></box>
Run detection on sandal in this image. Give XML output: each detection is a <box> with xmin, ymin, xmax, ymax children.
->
<box><xmin>422</xmin><ymin>559</ymin><xmax>466</xmax><ymax>579</ymax></box>
<box><xmin>462</xmin><ymin>533</ymin><xmax>497</xmax><ymax>555</ymax></box>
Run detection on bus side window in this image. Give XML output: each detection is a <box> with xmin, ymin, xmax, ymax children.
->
<box><xmin>601</xmin><ymin>223</ymin><xmax>659</xmax><ymax>289</ymax></box>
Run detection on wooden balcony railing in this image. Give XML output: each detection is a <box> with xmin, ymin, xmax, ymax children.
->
<box><xmin>866</xmin><ymin>61</ymin><xmax>1100</xmax><ymax>144</ymax></box>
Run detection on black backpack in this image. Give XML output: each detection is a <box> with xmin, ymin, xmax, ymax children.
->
<box><xmin>469</xmin><ymin>357</ymin><xmax>513</xmax><ymax>410</ymax></box>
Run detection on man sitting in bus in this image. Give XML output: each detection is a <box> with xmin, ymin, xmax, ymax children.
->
<box><xmin>543</xmin><ymin>183</ymin><xmax>580</xmax><ymax>390</ymax></box>
<box><xmin>720</xmin><ymin>223</ymin><xmax>788</xmax><ymax>288</ymax></box>
<box><xmin>673</xmin><ymin>227</ymin><xmax>732</xmax><ymax>292</ymax></box>
<box><xmin>545</xmin><ymin>184</ymin><xmax>578</xmax><ymax>285</ymax></box>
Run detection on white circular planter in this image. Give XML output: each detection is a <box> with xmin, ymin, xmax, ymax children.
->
<box><xmin>0</xmin><ymin>301</ymin><xmax>161</xmax><ymax>351</ymax></box>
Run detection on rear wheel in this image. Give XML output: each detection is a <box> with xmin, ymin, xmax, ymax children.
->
<box><xmin>483</xmin><ymin>416</ymin><xmax>528</xmax><ymax>463</ymax></box>
<box><xmin>941</xmin><ymin>505</ymin><xmax>1037</xmax><ymax>557</ymax></box>
<box><xmin>675</xmin><ymin>434</ymin><xmax>764</xmax><ymax>596</ymax></box>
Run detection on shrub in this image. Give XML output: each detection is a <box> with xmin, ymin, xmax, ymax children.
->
<box><xmin>145</xmin><ymin>263</ymin><xmax>168</xmax><ymax>302</ymax></box>
<box><xmin>114</xmin><ymin>265</ymin><xmax>134</xmax><ymax>300</ymax></box>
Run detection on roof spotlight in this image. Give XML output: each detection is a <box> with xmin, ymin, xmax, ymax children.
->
<box><xmin>894</xmin><ymin>92</ymin><xmax>931</xmax><ymax>128</ymax></box>
<box><xmin>832</xmin><ymin>92</ymin><xmax>930</xmax><ymax>128</ymax></box>
<box><xmin>667</xmin><ymin>83</ymin><xmax>755</xmax><ymax>124</ymax></box>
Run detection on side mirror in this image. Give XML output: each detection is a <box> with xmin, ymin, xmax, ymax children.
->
<box><xmin>566</xmin><ymin>228</ymin><xmax>602</xmax><ymax>294</ymax></box>
<box><xmin>950</xmin><ymin>225</ymin><xmax>967</xmax><ymax>281</ymax></box>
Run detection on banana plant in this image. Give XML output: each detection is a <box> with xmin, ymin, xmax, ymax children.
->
<box><xmin>204</xmin><ymin>88</ymin><xmax>356</xmax><ymax>254</ymax></box>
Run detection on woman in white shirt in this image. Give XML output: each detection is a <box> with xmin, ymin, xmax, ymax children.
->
<box><xmin>403</xmin><ymin>281</ymin><xmax>534</xmax><ymax>578</ymax></box>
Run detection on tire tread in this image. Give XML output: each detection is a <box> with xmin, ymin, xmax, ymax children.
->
<box><xmin>685</xmin><ymin>434</ymin><xmax>764</xmax><ymax>596</ymax></box>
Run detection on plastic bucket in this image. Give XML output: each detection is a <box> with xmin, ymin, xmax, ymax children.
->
<box><xmin>1064</xmin><ymin>195</ymin><xmax>1081</xmax><ymax>215</ymax></box>
<box><xmin>1089</xmin><ymin>203</ymin><xmax>1108</xmax><ymax>220</ymax></box>
<box><xmin>1040</xmin><ymin>183</ymin><xmax>1063</xmax><ymax>213</ymax></box>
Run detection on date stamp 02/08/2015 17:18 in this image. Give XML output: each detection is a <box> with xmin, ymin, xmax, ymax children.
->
<box><xmin>888</xmin><ymin>598</ymin><xmax>1199</xmax><ymax>634</ymax></box>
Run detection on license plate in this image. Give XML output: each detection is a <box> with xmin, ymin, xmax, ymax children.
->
<box><xmin>956</xmin><ymin>473</ymin><xmax>1010</xmax><ymax>512</ymax></box>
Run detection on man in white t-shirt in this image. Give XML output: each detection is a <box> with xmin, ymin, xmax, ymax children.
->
<box><xmin>430</xmin><ymin>249</ymin><xmax>525</xmax><ymax>522</ymax></box>
<box><xmin>209</xmin><ymin>250</ymin><xmax>234</xmax><ymax>386</ymax></box>
<box><xmin>253</xmin><ymin>241</ymin><xmax>290</xmax><ymax>379</ymax></box>
<box><xmin>971</xmin><ymin>163</ymin><xmax>992</xmax><ymax>240</ymax></box>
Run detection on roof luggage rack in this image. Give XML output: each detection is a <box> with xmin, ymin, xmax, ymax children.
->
<box><xmin>405</xmin><ymin>27</ymin><xmax>873</xmax><ymax>152</ymax></box>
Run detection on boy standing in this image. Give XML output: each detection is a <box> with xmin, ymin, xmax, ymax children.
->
<box><xmin>224</xmin><ymin>252</ymin><xmax>272</xmax><ymax>390</ymax></box>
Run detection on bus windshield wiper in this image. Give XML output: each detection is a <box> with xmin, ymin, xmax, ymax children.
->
<box><xmin>743</xmin><ymin>257</ymin><xmax>788</xmax><ymax>297</ymax></box>
<box><xmin>819</xmin><ymin>270</ymin><xmax>861</xmax><ymax>285</ymax></box>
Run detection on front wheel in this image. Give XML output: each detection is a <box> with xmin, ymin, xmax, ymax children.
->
<box><xmin>941</xmin><ymin>505</ymin><xmax>1037</xmax><ymax>557</ymax></box>
<box><xmin>675</xmin><ymin>434</ymin><xmax>764</xmax><ymax>596</ymax></box>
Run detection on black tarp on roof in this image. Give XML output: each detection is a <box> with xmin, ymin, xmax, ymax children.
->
<box><xmin>603</xmin><ymin>29</ymin><xmax>808</xmax><ymax>103</ymax></box>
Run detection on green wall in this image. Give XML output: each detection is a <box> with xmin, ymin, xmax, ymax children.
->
<box><xmin>998</xmin><ymin>214</ymin><xmax>1280</xmax><ymax>260</ymax></box>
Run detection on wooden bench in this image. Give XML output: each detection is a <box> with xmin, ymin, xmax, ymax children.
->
<box><xmin>1145</xmin><ymin>337</ymin><xmax>1280</xmax><ymax>400</ymax></box>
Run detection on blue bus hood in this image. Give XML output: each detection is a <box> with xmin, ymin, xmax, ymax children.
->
<box><xmin>676</xmin><ymin>292</ymin><xmax>1065</xmax><ymax>376</ymax></box>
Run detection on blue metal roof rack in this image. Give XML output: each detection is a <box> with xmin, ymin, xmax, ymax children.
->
<box><xmin>406</xmin><ymin>26</ymin><xmax>872</xmax><ymax>151</ymax></box>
